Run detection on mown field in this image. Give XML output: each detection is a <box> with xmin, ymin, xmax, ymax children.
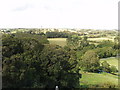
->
<box><xmin>48</xmin><ymin>38</ymin><xmax>67</xmax><ymax>47</ymax></box>
<box><xmin>88</xmin><ymin>37</ymin><xmax>115</xmax><ymax>42</ymax></box>
<box><xmin>80</xmin><ymin>72</ymin><xmax>118</xmax><ymax>88</ymax></box>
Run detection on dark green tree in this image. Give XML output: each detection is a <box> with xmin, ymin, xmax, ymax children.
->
<box><xmin>39</xmin><ymin>45</ymin><xmax>81</xmax><ymax>88</ymax></box>
<box><xmin>79</xmin><ymin>36</ymin><xmax>89</xmax><ymax>49</ymax></box>
<box><xmin>2</xmin><ymin>34</ymin><xmax>81</xmax><ymax>88</ymax></box>
<box><xmin>2</xmin><ymin>34</ymin><xmax>45</xmax><ymax>88</ymax></box>
<box><xmin>2</xmin><ymin>34</ymin><xmax>23</xmax><ymax>58</ymax></box>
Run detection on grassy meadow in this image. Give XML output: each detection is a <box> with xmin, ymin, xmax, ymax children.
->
<box><xmin>88</xmin><ymin>37</ymin><xmax>115</xmax><ymax>45</ymax></box>
<box><xmin>80</xmin><ymin>72</ymin><xmax>118</xmax><ymax>88</ymax></box>
<box><xmin>88</xmin><ymin>37</ymin><xmax>115</xmax><ymax>42</ymax></box>
<box><xmin>48</xmin><ymin>38</ymin><xmax>67</xmax><ymax>47</ymax></box>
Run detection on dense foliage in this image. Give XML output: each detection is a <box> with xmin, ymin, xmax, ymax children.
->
<box><xmin>2</xmin><ymin>33</ymin><xmax>81</xmax><ymax>88</ymax></box>
<box><xmin>46</xmin><ymin>32</ymin><xmax>69</xmax><ymax>38</ymax></box>
<box><xmin>80</xmin><ymin>50</ymin><xmax>100</xmax><ymax>72</ymax></box>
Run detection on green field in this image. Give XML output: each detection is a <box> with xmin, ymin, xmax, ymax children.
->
<box><xmin>80</xmin><ymin>57</ymin><xmax>118</xmax><ymax>88</ymax></box>
<box><xmin>100</xmin><ymin>57</ymin><xmax>118</xmax><ymax>69</ymax></box>
<box><xmin>48</xmin><ymin>38</ymin><xmax>67</xmax><ymax>47</ymax></box>
<box><xmin>88</xmin><ymin>37</ymin><xmax>115</xmax><ymax>42</ymax></box>
<box><xmin>80</xmin><ymin>72</ymin><xmax>118</xmax><ymax>88</ymax></box>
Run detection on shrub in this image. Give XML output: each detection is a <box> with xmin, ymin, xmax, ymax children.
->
<box><xmin>110</xmin><ymin>66</ymin><xmax>118</xmax><ymax>73</ymax></box>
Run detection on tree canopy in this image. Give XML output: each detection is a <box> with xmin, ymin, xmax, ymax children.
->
<box><xmin>2</xmin><ymin>34</ymin><xmax>81</xmax><ymax>88</ymax></box>
<box><xmin>80</xmin><ymin>50</ymin><xmax>100</xmax><ymax>72</ymax></box>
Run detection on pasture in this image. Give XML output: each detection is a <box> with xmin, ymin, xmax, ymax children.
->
<box><xmin>80</xmin><ymin>57</ymin><xmax>118</xmax><ymax>88</ymax></box>
<box><xmin>48</xmin><ymin>38</ymin><xmax>67</xmax><ymax>47</ymax></box>
<box><xmin>88</xmin><ymin>37</ymin><xmax>115</xmax><ymax>42</ymax></box>
<box><xmin>80</xmin><ymin>72</ymin><xmax>118</xmax><ymax>88</ymax></box>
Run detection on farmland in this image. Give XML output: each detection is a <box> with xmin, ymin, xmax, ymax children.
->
<box><xmin>48</xmin><ymin>36</ymin><xmax>115</xmax><ymax>47</ymax></box>
<box><xmin>80</xmin><ymin>72</ymin><xmax>118</xmax><ymax>88</ymax></box>
<box><xmin>88</xmin><ymin>37</ymin><xmax>115</xmax><ymax>42</ymax></box>
<box><xmin>48</xmin><ymin>38</ymin><xmax>67</xmax><ymax>47</ymax></box>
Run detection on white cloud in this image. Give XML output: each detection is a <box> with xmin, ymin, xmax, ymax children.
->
<box><xmin>13</xmin><ymin>4</ymin><xmax>34</xmax><ymax>12</ymax></box>
<box><xmin>0</xmin><ymin>0</ymin><xmax>119</xmax><ymax>29</ymax></box>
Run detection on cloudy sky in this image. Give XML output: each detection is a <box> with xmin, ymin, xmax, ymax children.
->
<box><xmin>0</xmin><ymin>0</ymin><xmax>119</xmax><ymax>29</ymax></box>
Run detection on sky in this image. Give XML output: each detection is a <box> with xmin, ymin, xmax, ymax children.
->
<box><xmin>0</xmin><ymin>0</ymin><xmax>119</xmax><ymax>29</ymax></box>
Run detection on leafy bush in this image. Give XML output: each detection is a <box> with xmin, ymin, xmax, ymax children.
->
<box><xmin>110</xmin><ymin>66</ymin><xmax>118</xmax><ymax>73</ymax></box>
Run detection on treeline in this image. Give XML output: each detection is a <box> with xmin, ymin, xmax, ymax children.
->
<box><xmin>24</xmin><ymin>30</ymin><xmax>77</xmax><ymax>38</ymax></box>
<box><xmin>46</xmin><ymin>32</ymin><xmax>69</xmax><ymax>38</ymax></box>
<box><xmin>2</xmin><ymin>33</ymin><xmax>81</xmax><ymax>88</ymax></box>
<box><xmin>21</xmin><ymin>31</ymin><xmax>73</xmax><ymax>38</ymax></box>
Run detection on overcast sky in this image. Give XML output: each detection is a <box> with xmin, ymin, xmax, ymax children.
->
<box><xmin>0</xmin><ymin>0</ymin><xmax>119</xmax><ymax>29</ymax></box>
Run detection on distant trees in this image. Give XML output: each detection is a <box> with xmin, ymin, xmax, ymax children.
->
<box><xmin>76</xmin><ymin>44</ymin><xmax>96</xmax><ymax>60</ymax></box>
<box><xmin>46</xmin><ymin>32</ymin><xmax>69</xmax><ymax>38</ymax></box>
<box><xmin>92</xmin><ymin>40</ymin><xmax>117</xmax><ymax>58</ymax></box>
<box><xmin>97</xmin><ymin>40</ymin><xmax>114</xmax><ymax>48</ymax></box>
<box><xmin>67</xmin><ymin>35</ymin><xmax>90</xmax><ymax>50</ymax></box>
<box><xmin>67</xmin><ymin>35</ymin><xmax>82</xmax><ymax>49</ymax></box>
<box><xmin>78</xmin><ymin>36</ymin><xmax>89</xmax><ymax>50</ymax></box>
<box><xmin>14</xmin><ymin>32</ymin><xmax>49</xmax><ymax>44</ymax></box>
<box><xmin>94</xmin><ymin>47</ymin><xmax>117</xmax><ymax>58</ymax></box>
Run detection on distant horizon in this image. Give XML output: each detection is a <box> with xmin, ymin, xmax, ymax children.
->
<box><xmin>0</xmin><ymin>28</ymin><xmax>117</xmax><ymax>31</ymax></box>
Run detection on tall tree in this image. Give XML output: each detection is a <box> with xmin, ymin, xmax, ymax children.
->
<box><xmin>39</xmin><ymin>45</ymin><xmax>81</xmax><ymax>88</ymax></box>
<box><xmin>80</xmin><ymin>50</ymin><xmax>100</xmax><ymax>72</ymax></box>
